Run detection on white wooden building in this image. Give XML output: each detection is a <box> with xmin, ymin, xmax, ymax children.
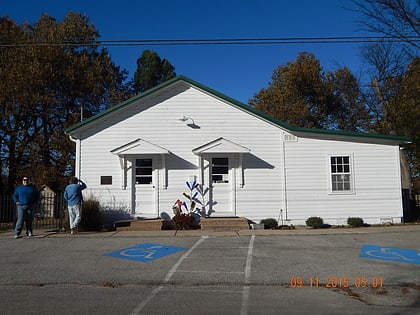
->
<box><xmin>65</xmin><ymin>76</ymin><xmax>410</xmax><ymax>226</ymax></box>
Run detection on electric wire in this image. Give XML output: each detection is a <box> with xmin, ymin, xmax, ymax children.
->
<box><xmin>1</xmin><ymin>36</ymin><xmax>419</xmax><ymax>47</ymax></box>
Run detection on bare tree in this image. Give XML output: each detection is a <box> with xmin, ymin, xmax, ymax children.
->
<box><xmin>352</xmin><ymin>0</ymin><xmax>420</xmax><ymax>53</ymax></box>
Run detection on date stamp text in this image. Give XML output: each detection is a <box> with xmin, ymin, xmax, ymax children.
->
<box><xmin>290</xmin><ymin>276</ymin><xmax>383</xmax><ymax>288</ymax></box>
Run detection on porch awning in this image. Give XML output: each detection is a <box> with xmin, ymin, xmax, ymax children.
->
<box><xmin>111</xmin><ymin>138</ymin><xmax>170</xmax><ymax>189</ymax></box>
<box><xmin>111</xmin><ymin>138</ymin><xmax>170</xmax><ymax>156</ymax></box>
<box><xmin>192</xmin><ymin>137</ymin><xmax>250</xmax><ymax>188</ymax></box>
<box><xmin>192</xmin><ymin>137</ymin><xmax>250</xmax><ymax>155</ymax></box>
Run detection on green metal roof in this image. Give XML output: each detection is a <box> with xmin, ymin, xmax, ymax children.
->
<box><xmin>65</xmin><ymin>75</ymin><xmax>411</xmax><ymax>145</ymax></box>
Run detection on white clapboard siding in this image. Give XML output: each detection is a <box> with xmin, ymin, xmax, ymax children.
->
<box><xmin>283</xmin><ymin>138</ymin><xmax>402</xmax><ymax>225</ymax></box>
<box><xmin>67</xmin><ymin>77</ymin><xmax>407</xmax><ymax>226</ymax></box>
<box><xmin>80</xmin><ymin>84</ymin><xmax>285</xmax><ymax>219</ymax></box>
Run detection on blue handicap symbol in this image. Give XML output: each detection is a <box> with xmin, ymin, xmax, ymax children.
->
<box><xmin>104</xmin><ymin>243</ymin><xmax>186</xmax><ymax>262</ymax></box>
<box><xmin>360</xmin><ymin>245</ymin><xmax>420</xmax><ymax>265</ymax></box>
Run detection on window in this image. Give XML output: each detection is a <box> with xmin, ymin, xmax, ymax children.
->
<box><xmin>330</xmin><ymin>156</ymin><xmax>352</xmax><ymax>192</ymax></box>
<box><xmin>135</xmin><ymin>158</ymin><xmax>152</xmax><ymax>184</ymax></box>
<box><xmin>212</xmin><ymin>157</ymin><xmax>229</xmax><ymax>183</ymax></box>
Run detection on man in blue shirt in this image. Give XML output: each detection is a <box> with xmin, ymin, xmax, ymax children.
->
<box><xmin>64</xmin><ymin>177</ymin><xmax>87</xmax><ymax>234</ymax></box>
<box><xmin>13</xmin><ymin>177</ymin><xmax>39</xmax><ymax>238</ymax></box>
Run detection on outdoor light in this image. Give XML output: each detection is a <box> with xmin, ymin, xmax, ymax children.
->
<box><xmin>178</xmin><ymin>115</ymin><xmax>200</xmax><ymax>129</ymax></box>
<box><xmin>178</xmin><ymin>115</ymin><xmax>195</xmax><ymax>124</ymax></box>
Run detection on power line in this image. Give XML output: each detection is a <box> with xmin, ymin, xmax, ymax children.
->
<box><xmin>1</xmin><ymin>36</ymin><xmax>419</xmax><ymax>47</ymax></box>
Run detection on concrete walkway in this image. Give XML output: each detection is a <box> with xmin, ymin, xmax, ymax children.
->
<box><xmin>1</xmin><ymin>223</ymin><xmax>420</xmax><ymax>238</ymax></box>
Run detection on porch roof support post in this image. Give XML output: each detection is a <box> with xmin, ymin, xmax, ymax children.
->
<box><xmin>118</xmin><ymin>155</ymin><xmax>127</xmax><ymax>190</ymax></box>
<box><xmin>239</xmin><ymin>153</ymin><xmax>244</xmax><ymax>188</ymax></box>
<box><xmin>197</xmin><ymin>155</ymin><xmax>203</xmax><ymax>186</ymax></box>
<box><xmin>161</xmin><ymin>153</ymin><xmax>167</xmax><ymax>189</ymax></box>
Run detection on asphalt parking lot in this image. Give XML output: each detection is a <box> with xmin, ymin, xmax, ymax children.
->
<box><xmin>1</xmin><ymin>225</ymin><xmax>419</xmax><ymax>314</ymax></box>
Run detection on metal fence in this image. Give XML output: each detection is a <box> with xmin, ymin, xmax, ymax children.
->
<box><xmin>415</xmin><ymin>194</ymin><xmax>420</xmax><ymax>207</ymax></box>
<box><xmin>0</xmin><ymin>192</ymin><xmax>66</xmax><ymax>231</ymax></box>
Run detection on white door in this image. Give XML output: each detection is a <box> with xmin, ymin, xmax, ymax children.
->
<box><xmin>209</xmin><ymin>157</ymin><xmax>234</xmax><ymax>216</ymax></box>
<box><xmin>134</xmin><ymin>158</ymin><xmax>156</xmax><ymax>217</ymax></box>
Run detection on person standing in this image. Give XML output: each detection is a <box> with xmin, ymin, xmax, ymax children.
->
<box><xmin>13</xmin><ymin>176</ymin><xmax>39</xmax><ymax>238</ymax></box>
<box><xmin>64</xmin><ymin>177</ymin><xmax>87</xmax><ymax>234</ymax></box>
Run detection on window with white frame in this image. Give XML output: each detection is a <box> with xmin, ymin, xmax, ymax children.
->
<box><xmin>212</xmin><ymin>157</ymin><xmax>229</xmax><ymax>183</ymax></box>
<box><xmin>135</xmin><ymin>158</ymin><xmax>152</xmax><ymax>184</ymax></box>
<box><xmin>330</xmin><ymin>156</ymin><xmax>352</xmax><ymax>192</ymax></box>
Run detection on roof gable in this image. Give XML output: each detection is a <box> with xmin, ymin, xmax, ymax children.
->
<box><xmin>65</xmin><ymin>75</ymin><xmax>410</xmax><ymax>146</ymax></box>
<box><xmin>111</xmin><ymin>139</ymin><xmax>170</xmax><ymax>155</ymax></box>
<box><xmin>193</xmin><ymin>137</ymin><xmax>250</xmax><ymax>155</ymax></box>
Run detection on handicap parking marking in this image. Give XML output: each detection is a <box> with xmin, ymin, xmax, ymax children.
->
<box><xmin>104</xmin><ymin>243</ymin><xmax>186</xmax><ymax>262</ymax></box>
<box><xmin>360</xmin><ymin>244</ymin><xmax>420</xmax><ymax>265</ymax></box>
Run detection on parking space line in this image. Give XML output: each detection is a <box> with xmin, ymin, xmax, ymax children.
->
<box><xmin>130</xmin><ymin>235</ymin><xmax>254</xmax><ymax>315</ymax></box>
<box><xmin>245</xmin><ymin>235</ymin><xmax>255</xmax><ymax>285</ymax></box>
<box><xmin>130</xmin><ymin>236</ymin><xmax>208</xmax><ymax>315</ymax></box>
<box><xmin>164</xmin><ymin>235</ymin><xmax>209</xmax><ymax>282</ymax></box>
<box><xmin>242</xmin><ymin>235</ymin><xmax>255</xmax><ymax>315</ymax></box>
<box><xmin>130</xmin><ymin>285</ymin><xmax>163</xmax><ymax>315</ymax></box>
<box><xmin>241</xmin><ymin>286</ymin><xmax>251</xmax><ymax>315</ymax></box>
<box><xmin>176</xmin><ymin>270</ymin><xmax>244</xmax><ymax>274</ymax></box>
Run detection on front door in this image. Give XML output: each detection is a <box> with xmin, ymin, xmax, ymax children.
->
<box><xmin>209</xmin><ymin>157</ymin><xmax>234</xmax><ymax>216</ymax></box>
<box><xmin>134</xmin><ymin>158</ymin><xmax>156</xmax><ymax>217</ymax></box>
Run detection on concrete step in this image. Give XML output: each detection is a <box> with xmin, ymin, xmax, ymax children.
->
<box><xmin>200</xmin><ymin>217</ymin><xmax>250</xmax><ymax>231</ymax></box>
<box><xmin>115</xmin><ymin>219</ymin><xmax>163</xmax><ymax>231</ymax></box>
<box><xmin>115</xmin><ymin>217</ymin><xmax>250</xmax><ymax>232</ymax></box>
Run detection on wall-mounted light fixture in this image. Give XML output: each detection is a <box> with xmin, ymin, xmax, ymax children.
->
<box><xmin>178</xmin><ymin>115</ymin><xmax>200</xmax><ymax>129</ymax></box>
<box><xmin>178</xmin><ymin>115</ymin><xmax>195</xmax><ymax>124</ymax></box>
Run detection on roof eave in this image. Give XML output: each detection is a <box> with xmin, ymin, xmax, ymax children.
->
<box><xmin>65</xmin><ymin>75</ymin><xmax>412</xmax><ymax>146</ymax></box>
<box><xmin>65</xmin><ymin>75</ymin><xmax>186</xmax><ymax>136</ymax></box>
<box><xmin>291</xmin><ymin>127</ymin><xmax>411</xmax><ymax>145</ymax></box>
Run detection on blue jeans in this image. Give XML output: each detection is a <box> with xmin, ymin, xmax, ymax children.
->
<box><xmin>14</xmin><ymin>205</ymin><xmax>34</xmax><ymax>236</ymax></box>
<box><xmin>68</xmin><ymin>204</ymin><xmax>81</xmax><ymax>229</ymax></box>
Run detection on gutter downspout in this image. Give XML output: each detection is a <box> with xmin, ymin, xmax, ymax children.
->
<box><xmin>281</xmin><ymin>133</ymin><xmax>289</xmax><ymax>221</ymax></box>
<box><xmin>69</xmin><ymin>135</ymin><xmax>81</xmax><ymax>179</ymax></box>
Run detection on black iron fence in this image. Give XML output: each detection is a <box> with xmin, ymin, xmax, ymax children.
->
<box><xmin>0</xmin><ymin>192</ymin><xmax>66</xmax><ymax>231</ymax></box>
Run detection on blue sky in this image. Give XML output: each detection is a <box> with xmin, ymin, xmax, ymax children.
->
<box><xmin>2</xmin><ymin>0</ymin><xmax>370</xmax><ymax>103</ymax></box>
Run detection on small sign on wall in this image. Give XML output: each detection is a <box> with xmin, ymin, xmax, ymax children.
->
<box><xmin>101</xmin><ymin>176</ymin><xmax>112</xmax><ymax>185</ymax></box>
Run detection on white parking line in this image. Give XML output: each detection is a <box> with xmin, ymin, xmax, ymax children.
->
<box><xmin>130</xmin><ymin>235</ymin><xmax>254</xmax><ymax>315</ymax></box>
<box><xmin>245</xmin><ymin>235</ymin><xmax>255</xmax><ymax>285</ymax></box>
<box><xmin>130</xmin><ymin>236</ymin><xmax>208</xmax><ymax>315</ymax></box>
<box><xmin>241</xmin><ymin>286</ymin><xmax>251</xmax><ymax>315</ymax></box>
<box><xmin>130</xmin><ymin>285</ymin><xmax>163</xmax><ymax>315</ymax></box>
<box><xmin>164</xmin><ymin>235</ymin><xmax>209</xmax><ymax>282</ymax></box>
<box><xmin>241</xmin><ymin>235</ymin><xmax>255</xmax><ymax>315</ymax></box>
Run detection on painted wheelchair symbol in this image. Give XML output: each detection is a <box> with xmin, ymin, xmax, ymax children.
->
<box><xmin>104</xmin><ymin>243</ymin><xmax>186</xmax><ymax>262</ymax></box>
<box><xmin>365</xmin><ymin>247</ymin><xmax>414</xmax><ymax>262</ymax></box>
<box><xmin>120</xmin><ymin>245</ymin><xmax>164</xmax><ymax>259</ymax></box>
<box><xmin>360</xmin><ymin>245</ymin><xmax>420</xmax><ymax>265</ymax></box>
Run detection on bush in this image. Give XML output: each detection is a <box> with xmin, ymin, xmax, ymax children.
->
<box><xmin>305</xmin><ymin>216</ymin><xmax>324</xmax><ymax>229</ymax></box>
<box><xmin>172</xmin><ymin>213</ymin><xmax>193</xmax><ymax>230</ymax></box>
<box><xmin>260</xmin><ymin>218</ymin><xmax>278</xmax><ymax>229</ymax></box>
<box><xmin>80</xmin><ymin>198</ymin><xmax>102</xmax><ymax>231</ymax></box>
<box><xmin>347</xmin><ymin>217</ymin><xmax>364</xmax><ymax>227</ymax></box>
